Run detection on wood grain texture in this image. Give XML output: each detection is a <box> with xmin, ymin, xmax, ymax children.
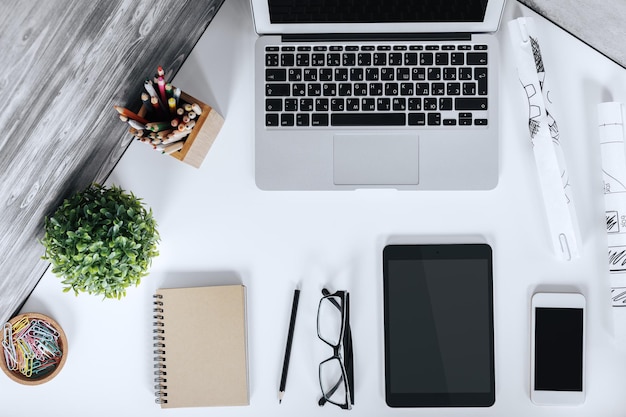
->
<box><xmin>0</xmin><ymin>0</ymin><xmax>224</xmax><ymax>324</ymax></box>
<box><xmin>519</xmin><ymin>0</ymin><xmax>626</xmax><ymax>68</ymax></box>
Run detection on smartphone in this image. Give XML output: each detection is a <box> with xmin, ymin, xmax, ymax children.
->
<box><xmin>530</xmin><ymin>292</ymin><xmax>585</xmax><ymax>405</ymax></box>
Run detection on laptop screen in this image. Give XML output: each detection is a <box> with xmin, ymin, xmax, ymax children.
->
<box><xmin>268</xmin><ymin>0</ymin><xmax>489</xmax><ymax>24</ymax></box>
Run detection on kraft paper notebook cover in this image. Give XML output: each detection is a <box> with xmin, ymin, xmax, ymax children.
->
<box><xmin>153</xmin><ymin>285</ymin><xmax>249</xmax><ymax>408</ymax></box>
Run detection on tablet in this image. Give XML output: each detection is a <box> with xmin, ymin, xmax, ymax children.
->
<box><xmin>383</xmin><ymin>244</ymin><xmax>495</xmax><ymax>407</ymax></box>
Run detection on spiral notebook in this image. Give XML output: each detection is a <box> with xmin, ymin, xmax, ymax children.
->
<box><xmin>153</xmin><ymin>285</ymin><xmax>249</xmax><ymax>408</ymax></box>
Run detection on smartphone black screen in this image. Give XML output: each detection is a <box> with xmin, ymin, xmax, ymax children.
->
<box><xmin>534</xmin><ymin>307</ymin><xmax>584</xmax><ymax>391</ymax></box>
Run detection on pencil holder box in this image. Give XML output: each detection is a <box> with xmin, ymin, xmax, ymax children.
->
<box><xmin>139</xmin><ymin>91</ymin><xmax>224</xmax><ymax>169</ymax></box>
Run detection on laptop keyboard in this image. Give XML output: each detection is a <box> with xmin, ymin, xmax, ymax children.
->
<box><xmin>264</xmin><ymin>44</ymin><xmax>489</xmax><ymax>128</ymax></box>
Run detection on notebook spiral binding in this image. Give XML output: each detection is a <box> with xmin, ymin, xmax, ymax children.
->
<box><xmin>153</xmin><ymin>294</ymin><xmax>167</xmax><ymax>404</ymax></box>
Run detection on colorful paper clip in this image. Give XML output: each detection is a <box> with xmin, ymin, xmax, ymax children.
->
<box><xmin>2</xmin><ymin>318</ymin><xmax>62</xmax><ymax>378</ymax></box>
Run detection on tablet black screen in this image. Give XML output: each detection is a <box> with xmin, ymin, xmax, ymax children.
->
<box><xmin>383</xmin><ymin>244</ymin><xmax>494</xmax><ymax>407</ymax></box>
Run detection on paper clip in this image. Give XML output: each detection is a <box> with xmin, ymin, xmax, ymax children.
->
<box><xmin>3</xmin><ymin>318</ymin><xmax>63</xmax><ymax>378</ymax></box>
<box><xmin>20</xmin><ymin>356</ymin><xmax>33</xmax><ymax>378</ymax></box>
<box><xmin>34</xmin><ymin>320</ymin><xmax>60</xmax><ymax>339</ymax></box>
<box><xmin>11</xmin><ymin>317</ymin><xmax>29</xmax><ymax>336</ymax></box>
<box><xmin>3</xmin><ymin>346</ymin><xmax>17</xmax><ymax>371</ymax></box>
<box><xmin>16</xmin><ymin>338</ymin><xmax>35</xmax><ymax>360</ymax></box>
<box><xmin>2</xmin><ymin>322</ymin><xmax>11</xmax><ymax>341</ymax></box>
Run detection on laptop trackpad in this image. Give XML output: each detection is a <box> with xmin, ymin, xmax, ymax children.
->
<box><xmin>333</xmin><ymin>133</ymin><xmax>419</xmax><ymax>185</ymax></box>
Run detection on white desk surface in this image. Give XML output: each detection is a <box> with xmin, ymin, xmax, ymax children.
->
<box><xmin>4</xmin><ymin>1</ymin><xmax>626</xmax><ymax>415</ymax></box>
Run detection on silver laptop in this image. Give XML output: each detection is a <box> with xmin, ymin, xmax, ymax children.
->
<box><xmin>253</xmin><ymin>0</ymin><xmax>505</xmax><ymax>190</ymax></box>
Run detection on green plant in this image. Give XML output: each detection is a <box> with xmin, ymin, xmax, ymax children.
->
<box><xmin>42</xmin><ymin>184</ymin><xmax>160</xmax><ymax>299</ymax></box>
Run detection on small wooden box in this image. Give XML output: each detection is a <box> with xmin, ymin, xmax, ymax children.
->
<box><xmin>139</xmin><ymin>91</ymin><xmax>223</xmax><ymax>169</ymax></box>
<box><xmin>171</xmin><ymin>92</ymin><xmax>223</xmax><ymax>168</ymax></box>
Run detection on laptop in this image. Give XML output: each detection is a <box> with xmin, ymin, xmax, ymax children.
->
<box><xmin>252</xmin><ymin>0</ymin><xmax>505</xmax><ymax>190</ymax></box>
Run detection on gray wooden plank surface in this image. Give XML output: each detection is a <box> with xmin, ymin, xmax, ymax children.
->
<box><xmin>0</xmin><ymin>0</ymin><xmax>224</xmax><ymax>324</ymax></box>
<box><xmin>519</xmin><ymin>0</ymin><xmax>626</xmax><ymax>68</ymax></box>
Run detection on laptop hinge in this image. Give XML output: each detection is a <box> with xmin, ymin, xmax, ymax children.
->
<box><xmin>282</xmin><ymin>33</ymin><xmax>472</xmax><ymax>42</ymax></box>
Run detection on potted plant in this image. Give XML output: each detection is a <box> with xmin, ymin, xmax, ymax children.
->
<box><xmin>42</xmin><ymin>184</ymin><xmax>160</xmax><ymax>299</ymax></box>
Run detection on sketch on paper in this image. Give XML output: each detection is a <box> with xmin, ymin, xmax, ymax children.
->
<box><xmin>509</xmin><ymin>17</ymin><xmax>581</xmax><ymax>260</ymax></box>
<box><xmin>598</xmin><ymin>102</ymin><xmax>626</xmax><ymax>306</ymax></box>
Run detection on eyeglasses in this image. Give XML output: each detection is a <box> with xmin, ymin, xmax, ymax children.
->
<box><xmin>317</xmin><ymin>288</ymin><xmax>354</xmax><ymax>410</ymax></box>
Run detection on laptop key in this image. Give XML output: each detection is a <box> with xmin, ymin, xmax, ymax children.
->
<box><xmin>266</xmin><ymin>99</ymin><xmax>282</xmax><ymax>112</ymax></box>
<box><xmin>455</xmin><ymin>98</ymin><xmax>487</xmax><ymax>110</ymax></box>
<box><xmin>346</xmin><ymin>98</ymin><xmax>360</xmax><ymax>111</ymax></box>
<box><xmin>400</xmin><ymin>83</ymin><xmax>414</xmax><ymax>96</ymax></box>
<box><xmin>335</xmin><ymin>68</ymin><xmax>348</xmax><ymax>81</ymax></box>
<box><xmin>319</xmin><ymin>69</ymin><xmax>333</xmax><ymax>81</ymax></box>
<box><xmin>427</xmin><ymin>67</ymin><xmax>441</xmax><ymax>80</ymax></box>
<box><xmin>281</xmin><ymin>114</ymin><xmax>294</xmax><ymax>126</ymax></box>
<box><xmin>300</xmin><ymin>98</ymin><xmax>313</xmax><ymax>111</ymax></box>
<box><xmin>439</xmin><ymin>98</ymin><xmax>453</xmax><ymax>111</ymax></box>
<box><xmin>343</xmin><ymin>53</ymin><xmax>356</xmax><ymax>66</ymax></box>
<box><xmin>428</xmin><ymin>113</ymin><xmax>441</xmax><ymax>125</ymax></box>
<box><xmin>404</xmin><ymin>52</ymin><xmax>418</xmax><ymax>65</ymax></box>
<box><xmin>381</xmin><ymin>68</ymin><xmax>394</xmax><ymax>80</ymax></box>
<box><xmin>296</xmin><ymin>113</ymin><xmax>309</xmax><ymax>126</ymax></box>
<box><xmin>443</xmin><ymin>67</ymin><xmax>457</xmax><ymax>80</ymax></box>
<box><xmin>327</xmin><ymin>53</ymin><xmax>341</xmax><ymax>66</ymax></box>
<box><xmin>451</xmin><ymin>52</ymin><xmax>464</xmax><ymax>65</ymax></box>
<box><xmin>358</xmin><ymin>53</ymin><xmax>372</xmax><ymax>66</ymax></box>
<box><xmin>331</xmin><ymin>98</ymin><xmax>344</xmax><ymax>111</ymax></box>
<box><xmin>304</xmin><ymin>68</ymin><xmax>318</xmax><ymax>81</ymax></box>
<box><xmin>408</xmin><ymin>113</ymin><xmax>426</xmax><ymax>125</ymax></box>
<box><xmin>350</xmin><ymin>68</ymin><xmax>364</xmax><ymax>81</ymax></box>
<box><xmin>366</xmin><ymin>68</ymin><xmax>379</xmax><ymax>81</ymax></box>
<box><xmin>389</xmin><ymin>53</ymin><xmax>403</xmax><ymax>65</ymax></box>
<box><xmin>416</xmin><ymin>83</ymin><xmax>429</xmax><ymax>95</ymax></box>
<box><xmin>447</xmin><ymin>82</ymin><xmax>461</xmax><ymax>95</ymax></box>
<box><xmin>266</xmin><ymin>114</ymin><xmax>279</xmax><ymax>126</ymax></box>
<box><xmin>374</xmin><ymin>52</ymin><xmax>387</xmax><ymax>66</ymax></box>
<box><xmin>312</xmin><ymin>114</ymin><xmax>329</xmax><ymax>126</ymax></box>
<box><xmin>408</xmin><ymin>98</ymin><xmax>422</xmax><ymax>111</ymax></box>
<box><xmin>266</xmin><ymin>53</ymin><xmax>279</xmax><ymax>66</ymax></box>
<box><xmin>462</xmin><ymin>82</ymin><xmax>477</xmax><ymax>96</ymax></box>
<box><xmin>377</xmin><ymin>98</ymin><xmax>391</xmax><ymax>111</ymax></box>
<box><xmin>284</xmin><ymin>99</ymin><xmax>298</xmax><ymax>111</ymax></box>
<box><xmin>266</xmin><ymin>83</ymin><xmax>290</xmax><ymax>96</ymax></box>
<box><xmin>467</xmin><ymin>52</ymin><xmax>488</xmax><ymax>65</ymax></box>
<box><xmin>435</xmin><ymin>52</ymin><xmax>449</xmax><ymax>66</ymax></box>
<box><xmin>412</xmin><ymin>68</ymin><xmax>426</xmax><ymax>81</ymax></box>
<box><xmin>293</xmin><ymin>83</ymin><xmax>306</xmax><ymax>96</ymax></box>
<box><xmin>307</xmin><ymin>83</ymin><xmax>322</xmax><ymax>97</ymax></box>
<box><xmin>288</xmin><ymin>68</ymin><xmax>302</xmax><ymax>81</ymax></box>
<box><xmin>393</xmin><ymin>98</ymin><xmax>406</xmax><ymax>111</ymax></box>
<box><xmin>396</xmin><ymin>68</ymin><xmax>410</xmax><ymax>81</ymax></box>
<box><xmin>312</xmin><ymin>54</ymin><xmax>325</xmax><ymax>66</ymax></box>
<box><xmin>475</xmin><ymin>67</ymin><xmax>488</xmax><ymax>95</ymax></box>
<box><xmin>281</xmin><ymin>54</ymin><xmax>295</xmax><ymax>67</ymax></box>
<box><xmin>362</xmin><ymin>98</ymin><xmax>376</xmax><ymax>111</ymax></box>
<box><xmin>424</xmin><ymin>98</ymin><xmax>437</xmax><ymax>111</ymax></box>
<box><xmin>420</xmin><ymin>52</ymin><xmax>433</xmax><ymax>65</ymax></box>
<box><xmin>431</xmin><ymin>83</ymin><xmax>445</xmax><ymax>95</ymax></box>
<box><xmin>331</xmin><ymin>113</ymin><xmax>406</xmax><ymax>126</ymax></box>
<box><xmin>296</xmin><ymin>53</ymin><xmax>310</xmax><ymax>66</ymax></box>
<box><xmin>369</xmin><ymin>83</ymin><xmax>383</xmax><ymax>96</ymax></box>
<box><xmin>339</xmin><ymin>83</ymin><xmax>353</xmax><ymax>96</ymax></box>
<box><xmin>315</xmin><ymin>98</ymin><xmax>329</xmax><ymax>111</ymax></box>
<box><xmin>266</xmin><ymin>69</ymin><xmax>286</xmax><ymax>82</ymax></box>
<box><xmin>354</xmin><ymin>83</ymin><xmax>368</xmax><ymax>96</ymax></box>
<box><xmin>323</xmin><ymin>83</ymin><xmax>337</xmax><ymax>96</ymax></box>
